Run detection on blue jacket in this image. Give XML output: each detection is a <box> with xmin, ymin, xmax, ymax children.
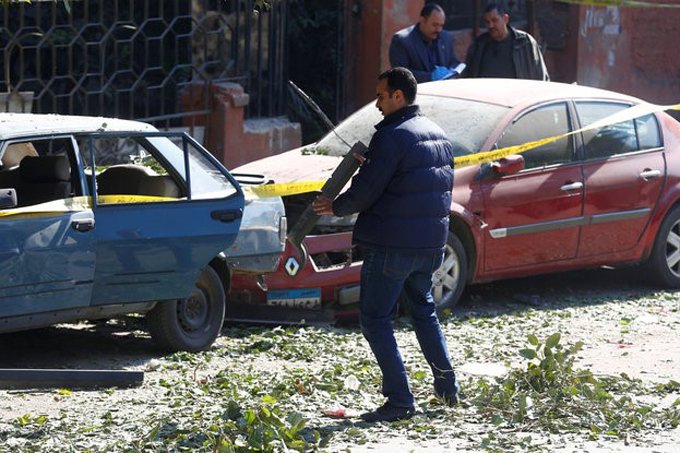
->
<box><xmin>332</xmin><ymin>105</ymin><xmax>454</xmax><ymax>251</ymax></box>
<box><xmin>389</xmin><ymin>24</ymin><xmax>459</xmax><ymax>83</ymax></box>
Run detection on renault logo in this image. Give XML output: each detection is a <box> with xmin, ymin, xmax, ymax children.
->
<box><xmin>284</xmin><ymin>257</ymin><xmax>300</xmax><ymax>276</ymax></box>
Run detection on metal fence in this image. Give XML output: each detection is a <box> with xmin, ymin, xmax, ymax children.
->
<box><xmin>0</xmin><ymin>0</ymin><xmax>287</xmax><ymax>128</ymax></box>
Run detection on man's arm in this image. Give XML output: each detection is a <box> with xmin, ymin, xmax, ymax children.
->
<box><xmin>331</xmin><ymin>132</ymin><xmax>400</xmax><ymax>217</ymax></box>
<box><xmin>530</xmin><ymin>37</ymin><xmax>550</xmax><ymax>81</ymax></box>
<box><xmin>389</xmin><ymin>35</ymin><xmax>432</xmax><ymax>83</ymax></box>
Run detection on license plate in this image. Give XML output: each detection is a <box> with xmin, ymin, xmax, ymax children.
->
<box><xmin>267</xmin><ymin>288</ymin><xmax>322</xmax><ymax>310</ymax></box>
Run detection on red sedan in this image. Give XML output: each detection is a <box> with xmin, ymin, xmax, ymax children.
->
<box><xmin>229</xmin><ymin>78</ymin><xmax>680</xmax><ymax>323</ymax></box>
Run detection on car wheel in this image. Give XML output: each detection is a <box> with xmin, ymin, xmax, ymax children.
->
<box><xmin>146</xmin><ymin>266</ymin><xmax>225</xmax><ymax>352</ymax></box>
<box><xmin>646</xmin><ymin>206</ymin><xmax>680</xmax><ymax>288</ymax></box>
<box><xmin>432</xmin><ymin>231</ymin><xmax>468</xmax><ymax>312</ymax></box>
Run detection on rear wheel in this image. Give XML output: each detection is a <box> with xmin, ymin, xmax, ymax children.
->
<box><xmin>147</xmin><ymin>266</ymin><xmax>225</xmax><ymax>352</ymax></box>
<box><xmin>645</xmin><ymin>206</ymin><xmax>680</xmax><ymax>287</ymax></box>
<box><xmin>432</xmin><ymin>231</ymin><xmax>468</xmax><ymax>312</ymax></box>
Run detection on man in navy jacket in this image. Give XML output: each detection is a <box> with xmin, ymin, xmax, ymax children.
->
<box><xmin>313</xmin><ymin>67</ymin><xmax>459</xmax><ymax>422</ymax></box>
<box><xmin>389</xmin><ymin>3</ymin><xmax>461</xmax><ymax>83</ymax></box>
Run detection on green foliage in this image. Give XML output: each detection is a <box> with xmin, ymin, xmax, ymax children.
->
<box><xmin>142</xmin><ymin>399</ymin><xmax>310</xmax><ymax>452</ymax></box>
<box><xmin>14</xmin><ymin>413</ymin><xmax>48</xmax><ymax>427</ymax></box>
<box><xmin>2</xmin><ymin>291</ymin><xmax>679</xmax><ymax>453</ymax></box>
<box><xmin>300</xmin><ymin>146</ymin><xmax>329</xmax><ymax>156</ymax></box>
<box><xmin>130</xmin><ymin>374</ymin><xmax>320</xmax><ymax>452</ymax></box>
<box><xmin>470</xmin><ymin>332</ymin><xmax>678</xmax><ymax>441</ymax></box>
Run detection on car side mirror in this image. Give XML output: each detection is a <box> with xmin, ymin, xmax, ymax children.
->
<box><xmin>491</xmin><ymin>155</ymin><xmax>525</xmax><ymax>175</ymax></box>
<box><xmin>0</xmin><ymin>188</ymin><xmax>17</xmax><ymax>209</ymax></box>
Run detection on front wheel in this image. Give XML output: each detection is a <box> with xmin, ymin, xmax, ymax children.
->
<box><xmin>147</xmin><ymin>266</ymin><xmax>226</xmax><ymax>352</ymax></box>
<box><xmin>645</xmin><ymin>206</ymin><xmax>680</xmax><ymax>287</ymax></box>
<box><xmin>432</xmin><ymin>232</ymin><xmax>468</xmax><ymax>312</ymax></box>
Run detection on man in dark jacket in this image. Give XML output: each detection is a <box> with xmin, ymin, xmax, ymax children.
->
<box><xmin>389</xmin><ymin>3</ymin><xmax>461</xmax><ymax>83</ymax></box>
<box><xmin>462</xmin><ymin>2</ymin><xmax>549</xmax><ymax>80</ymax></box>
<box><xmin>313</xmin><ymin>67</ymin><xmax>459</xmax><ymax>422</ymax></box>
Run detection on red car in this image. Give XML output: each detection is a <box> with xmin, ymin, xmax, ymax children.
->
<box><xmin>229</xmin><ymin>78</ymin><xmax>680</xmax><ymax>323</ymax></box>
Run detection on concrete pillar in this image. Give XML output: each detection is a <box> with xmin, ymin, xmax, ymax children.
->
<box><xmin>181</xmin><ymin>82</ymin><xmax>301</xmax><ymax>169</ymax></box>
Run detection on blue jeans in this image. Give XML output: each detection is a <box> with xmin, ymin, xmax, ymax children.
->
<box><xmin>359</xmin><ymin>246</ymin><xmax>458</xmax><ymax>408</ymax></box>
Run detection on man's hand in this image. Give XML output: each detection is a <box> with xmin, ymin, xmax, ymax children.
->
<box><xmin>312</xmin><ymin>195</ymin><xmax>334</xmax><ymax>216</ymax></box>
<box><xmin>353</xmin><ymin>152</ymin><xmax>366</xmax><ymax>164</ymax></box>
<box><xmin>431</xmin><ymin>65</ymin><xmax>454</xmax><ymax>81</ymax></box>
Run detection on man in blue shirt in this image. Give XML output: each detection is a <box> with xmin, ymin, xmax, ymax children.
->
<box><xmin>389</xmin><ymin>3</ymin><xmax>461</xmax><ymax>83</ymax></box>
<box><xmin>313</xmin><ymin>67</ymin><xmax>459</xmax><ymax>422</ymax></box>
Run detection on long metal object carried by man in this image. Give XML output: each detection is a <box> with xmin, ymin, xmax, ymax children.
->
<box><xmin>286</xmin><ymin>141</ymin><xmax>368</xmax><ymax>265</ymax></box>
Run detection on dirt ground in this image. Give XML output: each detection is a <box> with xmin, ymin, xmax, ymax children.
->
<box><xmin>1</xmin><ymin>267</ymin><xmax>679</xmax><ymax>452</ymax></box>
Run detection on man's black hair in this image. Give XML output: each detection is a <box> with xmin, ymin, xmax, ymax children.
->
<box><xmin>420</xmin><ymin>3</ymin><xmax>445</xmax><ymax>19</ymax></box>
<box><xmin>378</xmin><ymin>67</ymin><xmax>417</xmax><ymax>105</ymax></box>
<box><xmin>484</xmin><ymin>2</ymin><xmax>508</xmax><ymax>15</ymax></box>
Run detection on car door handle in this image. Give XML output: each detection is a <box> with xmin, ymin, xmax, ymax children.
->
<box><xmin>211</xmin><ymin>209</ymin><xmax>243</xmax><ymax>222</ymax></box>
<box><xmin>640</xmin><ymin>169</ymin><xmax>661</xmax><ymax>181</ymax></box>
<box><xmin>560</xmin><ymin>182</ymin><xmax>583</xmax><ymax>192</ymax></box>
<box><xmin>71</xmin><ymin>219</ymin><xmax>95</xmax><ymax>232</ymax></box>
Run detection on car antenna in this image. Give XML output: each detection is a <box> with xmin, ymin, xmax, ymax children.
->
<box><xmin>288</xmin><ymin>80</ymin><xmax>352</xmax><ymax>149</ymax></box>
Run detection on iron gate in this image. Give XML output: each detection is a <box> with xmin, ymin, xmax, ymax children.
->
<box><xmin>0</xmin><ymin>0</ymin><xmax>287</xmax><ymax>128</ymax></box>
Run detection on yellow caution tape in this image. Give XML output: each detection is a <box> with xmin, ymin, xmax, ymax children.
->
<box><xmin>454</xmin><ymin>135</ymin><xmax>563</xmax><ymax>168</ymax></box>
<box><xmin>244</xmin><ymin>181</ymin><xmax>325</xmax><ymax>198</ymax></box>
<box><xmin>555</xmin><ymin>0</ymin><xmax>680</xmax><ymax>8</ymax></box>
<box><xmin>455</xmin><ymin>101</ymin><xmax>680</xmax><ymax>168</ymax></box>
<box><xmin>97</xmin><ymin>194</ymin><xmax>178</xmax><ymax>204</ymax></box>
<box><xmin>0</xmin><ymin>194</ymin><xmax>178</xmax><ymax>218</ymax></box>
<box><xmin>3</xmin><ymin>100</ymin><xmax>679</xmax><ymax>210</ymax></box>
<box><xmin>241</xmin><ymin>100</ymin><xmax>680</xmax><ymax>198</ymax></box>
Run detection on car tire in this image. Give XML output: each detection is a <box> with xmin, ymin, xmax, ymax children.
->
<box><xmin>645</xmin><ymin>205</ymin><xmax>680</xmax><ymax>288</ymax></box>
<box><xmin>146</xmin><ymin>266</ymin><xmax>225</xmax><ymax>352</ymax></box>
<box><xmin>432</xmin><ymin>231</ymin><xmax>468</xmax><ymax>312</ymax></box>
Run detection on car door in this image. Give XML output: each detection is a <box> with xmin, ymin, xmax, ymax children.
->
<box><xmin>0</xmin><ymin>136</ymin><xmax>96</xmax><ymax>318</ymax></box>
<box><xmin>81</xmin><ymin>132</ymin><xmax>244</xmax><ymax>305</ymax></box>
<box><xmin>480</xmin><ymin>102</ymin><xmax>585</xmax><ymax>272</ymax></box>
<box><xmin>575</xmin><ymin>102</ymin><xmax>665</xmax><ymax>258</ymax></box>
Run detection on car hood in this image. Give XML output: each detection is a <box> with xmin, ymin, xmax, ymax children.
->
<box><xmin>233</xmin><ymin>146</ymin><xmax>343</xmax><ymax>185</ymax></box>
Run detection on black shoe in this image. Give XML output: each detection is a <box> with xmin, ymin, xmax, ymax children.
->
<box><xmin>360</xmin><ymin>402</ymin><xmax>415</xmax><ymax>423</ymax></box>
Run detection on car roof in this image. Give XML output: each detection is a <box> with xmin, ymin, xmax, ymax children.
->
<box><xmin>0</xmin><ymin>113</ymin><xmax>157</xmax><ymax>140</ymax></box>
<box><xmin>418</xmin><ymin>79</ymin><xmax>642</xmax><ymax>108</ymax></box>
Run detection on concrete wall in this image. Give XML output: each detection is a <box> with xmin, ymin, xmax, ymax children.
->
<box><xmin>576</xmin><ymin>5</ymin><xmax>680</xmax><ymax>104</ymax></box>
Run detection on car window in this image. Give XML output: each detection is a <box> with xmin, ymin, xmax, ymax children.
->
<box><xmin>497</xmin><ymin>102</ymin><xmax>574</xmax><ymax>169</ymax></box>
<box><xmin>0</xmin><ymin>137</ymin><xmax>79</xmax><ymax>207</ymax></box>
<box><xmin>575</xmin><ymin>101</ymin><xmax>656</xmax><ymax>160</ymax></box>
<box><xmin>78</xmin><ymin>134</ymin><xmax>237</xmax><ymax>204</ymax></box>
<box><xmin>149</xmin><ymin>136</ymin><xmax>237</xmax><ymax>200</ymax></box>
<box><xmin>635</xmin><ymin>113</ymin><xmax>662</xmax><ymax>149</ymax></box>
<box><xmin>315</xmin><ymin>95</ymin><xmax>510</xmax><ymax>158</ymax></box>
